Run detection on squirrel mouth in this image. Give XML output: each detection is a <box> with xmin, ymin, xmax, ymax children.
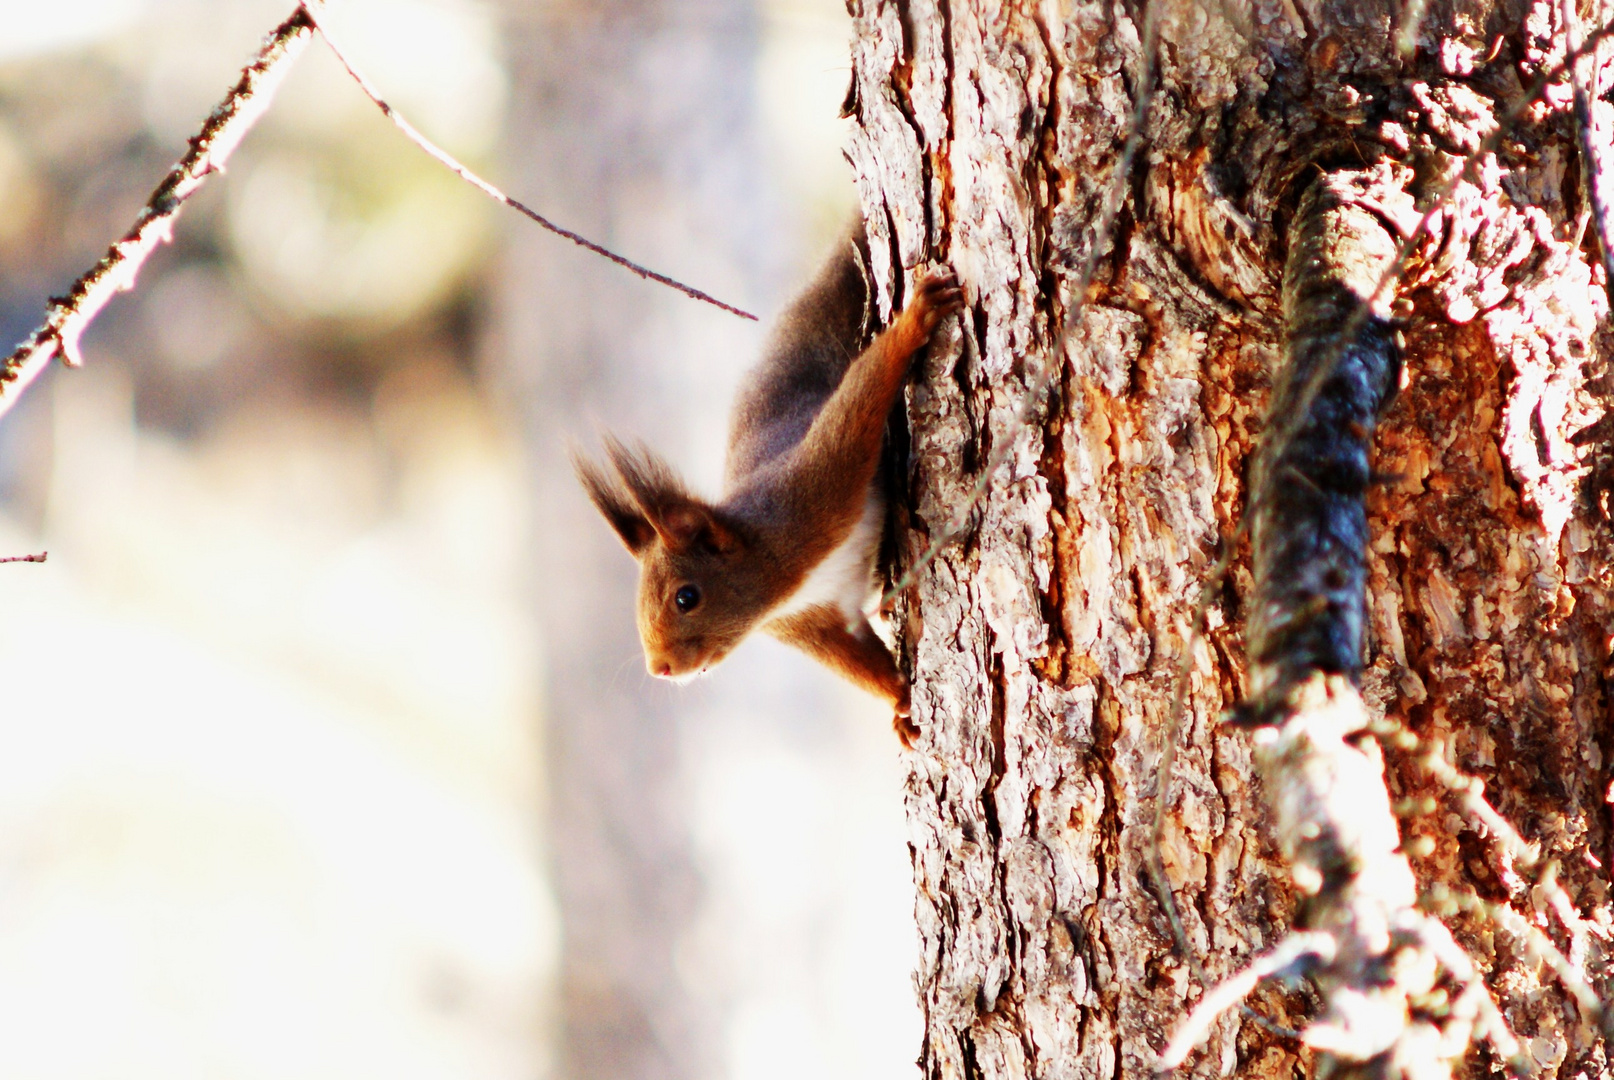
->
<box><xmin>649</xmin><ymin>650</ymin><xmax>722</xmax><ymax>683</ymax></box>
<box><xmin>650</xmin><ymin>660</ymin><xmax>707</xmax><ymax>684</ymax></box>
<box><xmin>665</xmin><ymin>667</ymin><xmax>708</xmax><ymax>685</ymax></box>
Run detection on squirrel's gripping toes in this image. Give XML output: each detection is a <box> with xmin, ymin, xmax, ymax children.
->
<box><xmin>576</xmin><ymin>226</ymin><xmax>963</xmax><ymax>747</ymax></box>
<box><xmin>894</xmin><ymin>271</ymin><xmax>964</xmax><ymax>355</ymax></box>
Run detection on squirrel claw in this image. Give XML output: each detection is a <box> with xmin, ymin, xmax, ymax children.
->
<box><xmin>893</xmin><ymin>683</ymin><xmax>918</xmax><ymax>748</ymax></box>
<box><xmin>894</xmin><ymin>709</ymin><xmax>919</xmax><ymax>749</ymax></box>
<box><xmin>910</xmin><ymin>269</ymin><xmax>964</xmax><ymax>335</ymax></box>
<box><xmin>918</xmin><ymin>269</ymin><xmax>962</xmax><ymax>305</ymax></box>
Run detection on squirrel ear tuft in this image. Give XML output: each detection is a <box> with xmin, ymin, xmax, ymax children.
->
<box><xmin>572</xmin><ymin>447</ymin><xmax>658</xmax><ymax>556</ymax></box>
<box><xmin>599</xmin><ymin>437</ymin><xmax>744</xmax><ymax>555</ymax></box>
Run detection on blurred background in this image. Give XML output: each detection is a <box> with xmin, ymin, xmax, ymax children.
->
<box><xmin>0</xmin><ymin>2</ymin><xmax>919</xmax><ymax>1078</ymax></box>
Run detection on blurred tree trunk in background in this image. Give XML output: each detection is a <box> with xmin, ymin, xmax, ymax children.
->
<box><xmin>850</xmin><ymin>1</ymin><xmax>1614</xmax><ymax>1078</ymax></box>
<box><xmin>491</xmin><ymin>3</ymin><xmax>768</xmax><ymax>1079</ymax></box>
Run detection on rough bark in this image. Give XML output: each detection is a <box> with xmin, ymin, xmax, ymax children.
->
<box><xmin>847</xmin><ymin>1</ymin><xmax>1614</xmax><ymax>1078</ymax></box>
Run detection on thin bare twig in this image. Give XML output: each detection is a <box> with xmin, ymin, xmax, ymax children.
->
<box><xmin>0</xmin><ymin>552</ymin><xmax>47</xmax><ymax>564</ymax></box>
<box><xmin>1147</xmin><ymin>530</ymin><xmax>1242</xmax><ymax>982</ymax></box>
<box><xmin>0</xmin><ymin>3</ymin><xmax>757</xmax><ymax>426</ymax></box>
<box><xmin>1417</xmin><ymin>742</ymin><xmax>1544</xmax><ymax>874</ymax></box>
<box><xmin>0</xmin><ymin>8</ymin><xmax>318</xmax><ymax>420</ymax></box>
<box><xmin>1425</xmin><ymin>884</ymin><xmax>1607</xmax><ymax>1038</ymax></box>
<box><xmin>1561</xmin><ymin>0</ymin><xmax>1614</xmax><ymax>307</ymax></box>
<box><xmin>1158</xmin><ymin>931</ymin><xmax>1334</xmax><ymax>1071</ymax></box>
<box><xmin>1413</xmin><ymin>915</ymin><xmax>1533</xmax><ymax>1076</ymax></box>
<box><xmin>1414</xmin><ymin>738</ymin><xmax>1593</xmax><ymax>953</ymax></box>
<box><xmin>301</xmin><ymin>3</ymin><xmax>758</xmax><ymax>322</ymax></box>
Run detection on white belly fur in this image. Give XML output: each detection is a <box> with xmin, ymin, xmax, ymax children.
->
<box><xmin>772</xmin><ymin>486</ymin><xmax>883</xmax><ymax>621</ymax></box>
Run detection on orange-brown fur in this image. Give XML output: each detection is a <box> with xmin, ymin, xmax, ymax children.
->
<box><xmin>574</xmin><ymin>226</ymin><xmax>961</xmax><ymax>746</ymax></box>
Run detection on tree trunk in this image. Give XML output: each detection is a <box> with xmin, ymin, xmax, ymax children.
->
<box><xmin>847</xmin><ymin>1</ymin><xmax>1614</xmax><ymax>1078</ymax></box>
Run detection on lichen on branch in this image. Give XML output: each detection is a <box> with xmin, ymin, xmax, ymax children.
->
<box><xmin>1222</xmin><ymin>173</ymin><xmax>1518</xmax><ymax>1080</ymax></box>
<box><xmin>1244</xmin><ymin>174</ymin><xmax>1402</xmax><ymax>719</ymax></box>
<box><xmin>0</xmin><ymin>8</ymin><xmax>317</xmax><ymax>416</ymax></box>
<box><xmin>0</xmin><ymin>1</ymin><xmax>755</xmax><ymax>423</ymax></box>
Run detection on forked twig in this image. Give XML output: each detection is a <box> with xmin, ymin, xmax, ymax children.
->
<box><xmin>0</xmin><ymin>2</ymin><xmax>756</xmax><ymax>425</ymax></box>
<box><xmin>1146</xmin><ymin>530</ymin><xmax>1242</xmax><ymax>977</ymax></box>
<box><xmin>1413</xmin><ymin>915</ymin><xmax>1533</xmax><ymax>1075</ymax></box>
<box><xmin>1425</xmin><ymin>884</ymin><xmax>1607</xmax><ymax>1037</ymax></box>
<box><xmin>1158</xmin><ymin>931</ymin><xmax>1334</xmax><ymax>1071</ymax></box>
<box><xmin>1414</xmin><ymin>738</ymin><xmax>1593</xmax><ymax>949</ymax></box>
<box><xmin>0</xmin><ymin>8</ymin><xmax>318</xmax><ymax>419</ymax></box>
<box><xmin>300</xmin><ymin>4</ymin><xmax>758</xmax><ymax>322</ymax></box>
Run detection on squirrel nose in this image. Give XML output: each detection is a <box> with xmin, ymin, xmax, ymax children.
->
<box><xmin>651</xmin><ymin>660</ymin><xmax>673</xmax><ymax>678</ymax></box>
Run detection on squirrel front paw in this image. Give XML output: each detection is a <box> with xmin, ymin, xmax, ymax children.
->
<box><xmin>908</xmin><ymin>269</ymin><xmax>964</xmax><ymax>337</ymax></box>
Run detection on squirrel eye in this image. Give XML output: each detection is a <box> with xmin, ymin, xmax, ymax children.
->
<box><xmin>674</xmin><ymin>585</ymin><xmax>702</xmax><ymax>614</ymax></box>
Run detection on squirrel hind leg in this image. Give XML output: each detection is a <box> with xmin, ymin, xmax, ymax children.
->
<box><xmin>892</xmin><ymin>691</ymin><xmax>918</xmax><ymax>749</ymax></box>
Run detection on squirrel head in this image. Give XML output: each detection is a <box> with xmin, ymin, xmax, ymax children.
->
<box><xmin>574</xmin><ymin>436</ymin><xmax>773</xmax><ymax>680</ymax></box>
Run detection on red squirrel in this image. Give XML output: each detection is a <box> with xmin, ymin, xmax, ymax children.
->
<box><xmin>574</xmin><ymin>226</ymin><xmax>962</xmax><ymax>746</ymax></box>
